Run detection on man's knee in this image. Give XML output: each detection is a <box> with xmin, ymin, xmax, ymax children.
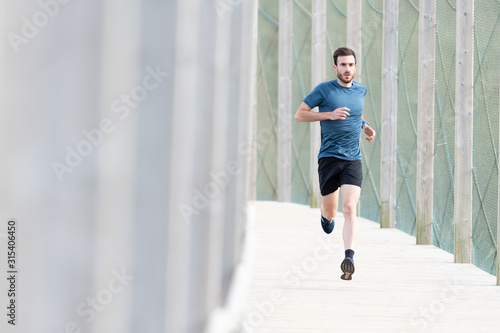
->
<box><xmin>342</xmin><ymin>202</ymin><xmax>357</xmax><ymax>216</ymax></box>
<box><xmin>321</xmin><ymin>202</ymin><xmax>337</xmax><ymax>220</ymax></box>
<box><xmin>322</xmin><ymin>210</ymin><xmax>337</xmax><ymax>221</ymax></box>
<box><xmin>321</xmin><ymin>191</ymin><xmax>339</xmax><ymax>221</ymax></box>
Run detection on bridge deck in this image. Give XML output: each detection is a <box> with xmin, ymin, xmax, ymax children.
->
<box><xmin>240</xmin><ymin>201</ymin><xmax>500</xmax><ymax>333</ymax></box>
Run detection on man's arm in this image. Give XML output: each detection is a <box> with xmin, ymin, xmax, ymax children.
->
<box><xmin>361</xmin><ymin>115</ymin><xmax>376</xmax><ymax>142</ymax></box>
<box><xmin>295</xmin><ymin>102</ymin><xmax>351</xmax><ymax>122</ymax></box>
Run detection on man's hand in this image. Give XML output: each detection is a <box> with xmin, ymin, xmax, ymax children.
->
<box><xmin>295</xmin><ymin>103</ymin><xmax>353</xmax><ymax>122</ymax></box>
<box><xmin>363</xmin><ymin>125</ymin><xmax>376</xmax><ymax>142</ymax></box>
<box><xmin>328</xmin><ymin>107</ymin><xmax>350</xmax><ymax>120</ymax></box>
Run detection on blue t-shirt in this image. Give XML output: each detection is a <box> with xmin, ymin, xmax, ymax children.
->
<box><xmin>303</xmin><ymin>80</ymin><xmax>367</xmax><ymax>161</ymax></box>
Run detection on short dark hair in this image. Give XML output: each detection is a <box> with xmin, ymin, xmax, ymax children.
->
<box><xmin>333</xmin><ymin>47</ymin><xmax>357</xmax><ymax>66</ymax></box>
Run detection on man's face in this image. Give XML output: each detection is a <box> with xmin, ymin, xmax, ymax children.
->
<box><xmin>333</xmin><ymin>55</ymin><xmax>357</xmax><ymax>85</ymax></box>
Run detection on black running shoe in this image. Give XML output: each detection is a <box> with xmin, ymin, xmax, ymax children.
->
<box><xmin>321</xmin><ymin>216</ymin><xmax>335</xmax><ymax>234</ymax></box>
<box><xmin>340</xmin><ymin>257</ymin><xmax>355</xmax><ymax>280</ymax></box>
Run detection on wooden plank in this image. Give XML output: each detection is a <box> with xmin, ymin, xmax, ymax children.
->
<box><xmin>380</xmin><ymin>0</ymin><xmax>398</xmax><ymax>228</ymax></box>
<box><xmin>416</xmin><ymin>0</ymin><xmax>436</xmax><ymax>245</ymax></box>
<box><xmin>454</xmin><ymin>0</ymin><xmax>473</xmax><ymax>263</ymax></box>
<box><xmin>310</xmin><ymin>0</ymin><xmax>326</xmax><ymax>208</ymax></box>
<box><xmin>241</xmin><ymin>202</ymin><xmax>500</xmax><ymax>333</ymax></box>
<box><xmin>278</xmin><ymin>0</ymin><xmax>293</xmax><ymax>202</ymax></box>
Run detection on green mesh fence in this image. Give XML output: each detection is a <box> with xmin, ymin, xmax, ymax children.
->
<box><xmin>472</xmin><ymin>0</ymin><xmax>500</xmax><ymax>275</ymax></box>
<box><xmin>326</xmin><ymin>0</ymin><xmax>347</xmax><ymax>73</ymax></box>
<box><xmin>433</xmin><ymin>0</ymin><xmax>456</xmax><ymax>255</ymax></box>
<box><xmin>359</xmin><ymin>0</ymin><xmax>383</xmax><ymax>223</ymax></box>
<box><xmin>291</xmin><ymin>0</ymin><xmax>312</xmax><ymax>205</ymax></box>
<box><xmin>256</xmin><ymin>0</ymin><xmax>499</xmax><ymax>277</ymax></box>
<box><xmin>395</xmin><ymin>0</ymin><xmax>419</xmax><ymax>235</ymax></box>
<box><xmin>256</xmin><ymin>2</ymin><xmax>279</xmax><ymax>201</ymax></box>
<box><xmin>256</xmin><ymin>0</ymin><xmax>346</xmax><ymax>205</ymax></box>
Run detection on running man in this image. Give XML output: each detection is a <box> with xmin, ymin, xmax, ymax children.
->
<box><xmin>295</xmin><ymin>47</ymin><xmax>376</xmax><ymax>280</ymax></box>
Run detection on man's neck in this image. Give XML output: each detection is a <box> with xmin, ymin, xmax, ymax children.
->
<box><xmin>337</xmin><ymin>80</ymin><xmax>353</xmax><ymax>88</ymax></box>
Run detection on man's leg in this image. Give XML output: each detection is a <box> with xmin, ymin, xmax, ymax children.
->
<box><xmin>319</xmin><ymin>189</ymin><xmax>339</xmax><ymax>234</ymax></box>
<box><xmin>340</xmin><ymin>184</ymin><xmax>361</xmax><ymax>250</ymax></box>
<box><xmin>321</xmin><ymin>189</ymin><xmax>339</xmax><ymax>221</ymax></box>
<box><xmin>340</xmin><ymin>184</ymin><xmax>361</xmax><ymax>280</ymax></box>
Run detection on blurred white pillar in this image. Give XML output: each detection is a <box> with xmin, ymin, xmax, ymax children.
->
<box><xmin>0</xmin><ymin>1</ymin><xmax>253</xmax><ymax>333</ymax></box>
<box><xmin>454</xmin><ymin>0</ymin><xmax>473</xmax><ymax>264</ymax></box>
<box><xmin>245</xmin><ymin>0</ymin><xmax>260</xmax><ymax>203</ymax></box>
<box><xmin>380</xmin><ymin>0</ymin><xmax>398</xmax><ymax>228</ymax></box>
<box><xmin>89</xmin><ymin>0</ymin><xmax>142</xmax><ymax>332</ymax></box>
<box><xmin>1</xmin><ymin>2</ymin><xmax>108</xmax><ymax>332</ymax></box>
<box><xmin>278</xmin><ymin>0</ymin><xmax>293</xmax><ymax>202</ymax></box>
<box><xmin>310</xmin><ymin>0</ymin><xmax>326</xmax><ymax>208</ymax></box>
<box><xmin>206</xmin><ymin>0</ymin><xmax>232</xmax><ymax>316</ymax></box>
<box><xmin>416</xmin><ymin>0</ymin><xmax>436</xmax><ymax>245</ymax></box>
<box><xmin>228</xmin><ymin>0</ymin><xmax>259</xmax><ymax>288</ymax></box>
<box><xmin>165</xmin><ymin>0</ymin><xmax>203</xmax><ymax>331</ymax></box>
<box><xmin>234</xmin><ymin>0</ymin><xmax>258</xmax><ymax>303</ymax></box>
<box><xmin>131</xmin><ymin>1</ymin><xmax>176</xmax><ymax>331</ymax></box>
<box><xmin>222</xmin><ymin>5</ymin><xmax>242</xmax><ymax>301</ymax></box>
<box><xmin>246</xmin><ymin>0</ymin><xmax>259</xmax><ymax>203</ymax></box>
<box><xmin>205</xmin><ymin>2</ymin><xmax>259</xmax><ymax>331</ymax></box>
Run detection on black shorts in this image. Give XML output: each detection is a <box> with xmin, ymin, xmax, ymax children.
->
<box><xmin>318</xmin><ymin>157</ymin><xmax>363</xmax><ymax>196</ymax></box>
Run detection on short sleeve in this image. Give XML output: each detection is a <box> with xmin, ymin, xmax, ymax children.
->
<box><xmin>303</xmin><ymin>83</ymin><xmax>325</xmax><ymax>109</ymax></box>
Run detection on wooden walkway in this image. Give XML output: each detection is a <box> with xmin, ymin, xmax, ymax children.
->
<box><xmin>240</xmin><ymin>201</ymin><xmax>500</xmax><ymax>333</ymax></box>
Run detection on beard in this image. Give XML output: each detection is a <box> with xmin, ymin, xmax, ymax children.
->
<box><xmin>337</xmin><ymin>71</ymin><xmax>355</xmax><ymax>85</ymax></box>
